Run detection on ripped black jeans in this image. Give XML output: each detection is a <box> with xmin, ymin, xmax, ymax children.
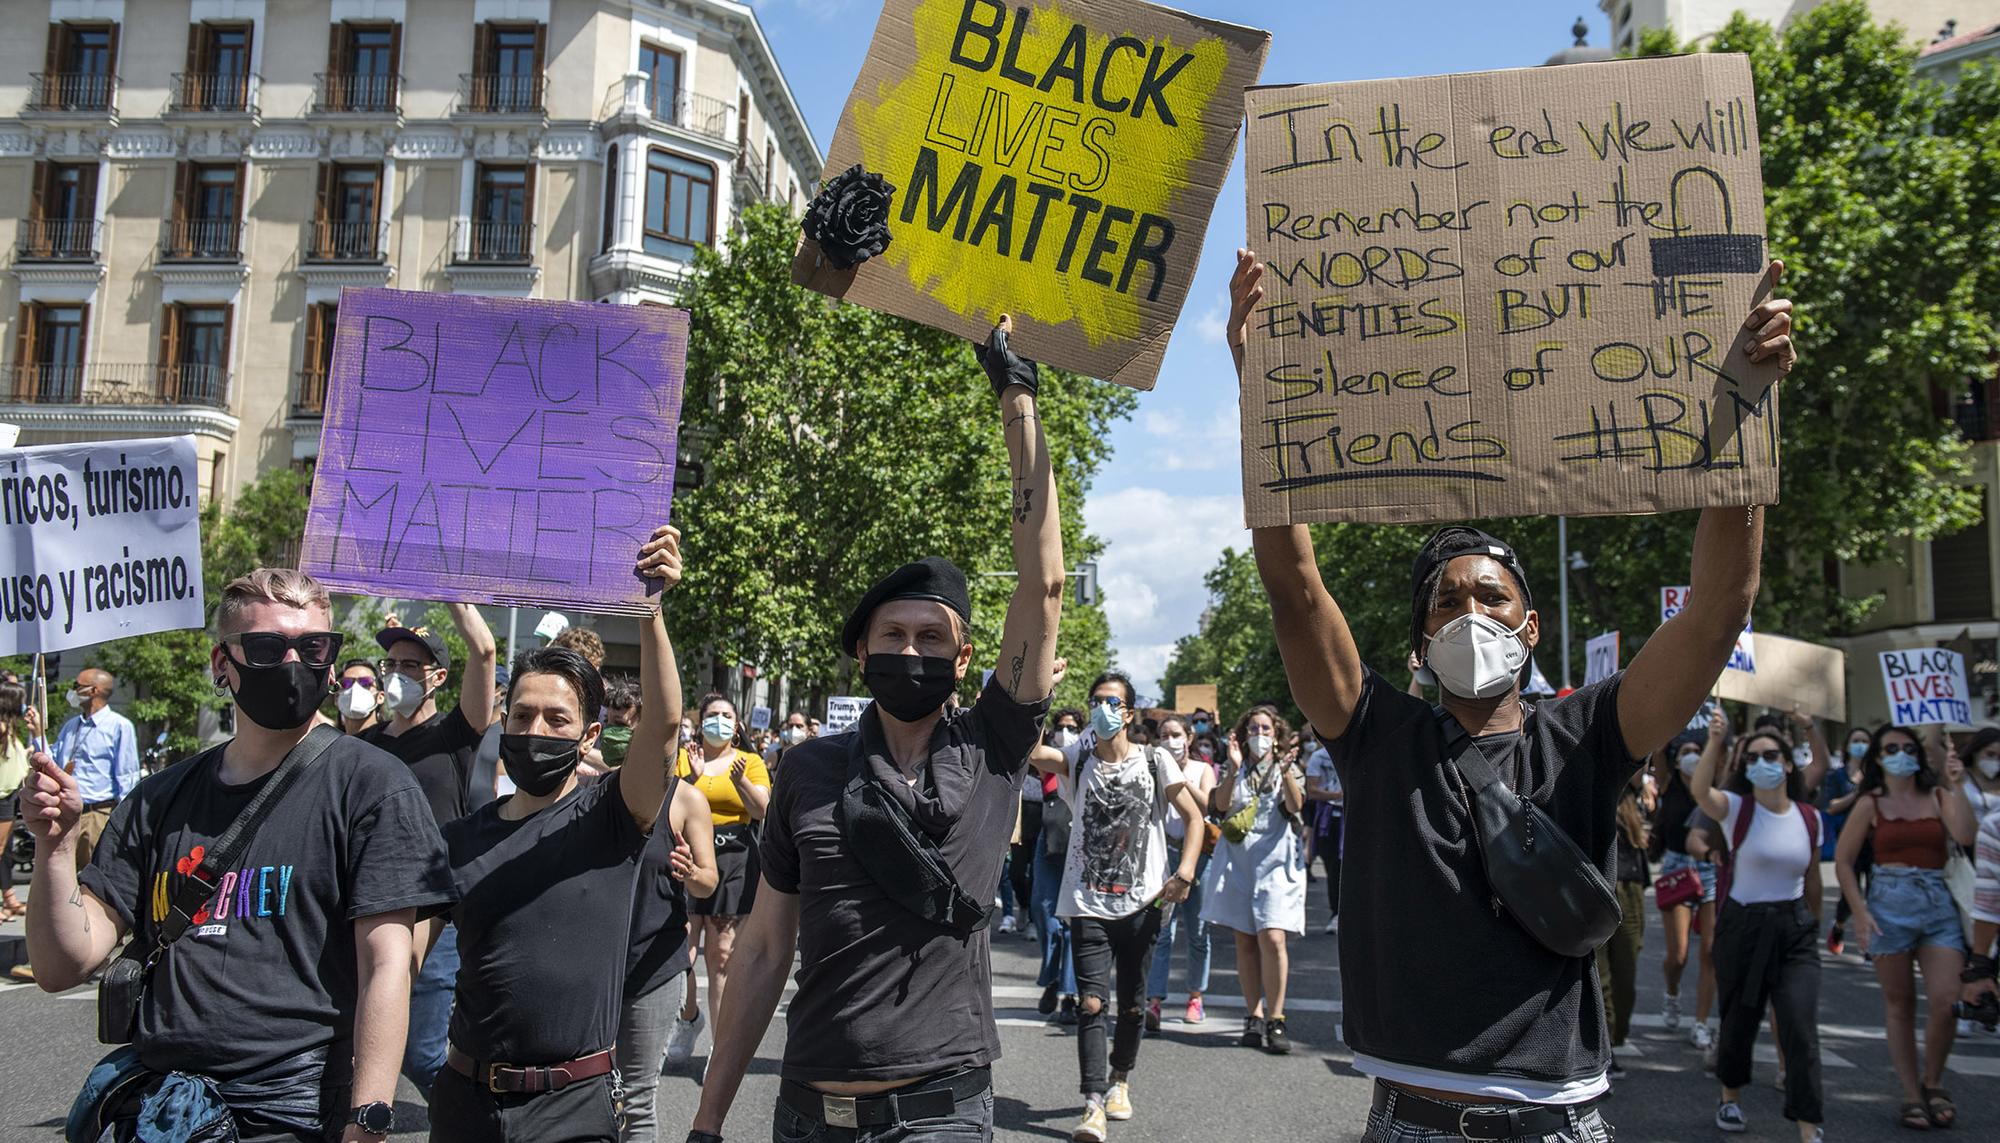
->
<box><xmin>1069</xmin><ymin>907</ymin><xmax>1165</xmax><ymax>1097</ymax></box>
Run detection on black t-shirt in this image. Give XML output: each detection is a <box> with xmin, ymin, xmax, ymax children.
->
<box><xmin>80</xmin><ymin>736</ymin><xmax>456</xmax><ymax>1080</ymax></box>
<box><xmin>625</xmin><ymin>776</ymin><xmax>692</xmax><ymax>1000</ymax></box>
<box><xmin>444</xmin><ymin>769</ymin><xmax>647</xmax><ymax>1064</ymax></box>
<box><xmin>760</xmin><ymin>676</ymin><xmax>1049</xmax><ymax>1083</ymax></box>
<box><xmin>1655</xmin><ymin>772</ymin><xmax>1698</xmax><ymax>856</ymax></box>
<box><xmin>1328</xmin><ymin>670</ymin><xmax>1639</xmax><ymax>1086</ymax></box>
<box><xmin>359</xmin><ymin>706</ymin><xmax>479</xmax><ymax>827</ymax></box>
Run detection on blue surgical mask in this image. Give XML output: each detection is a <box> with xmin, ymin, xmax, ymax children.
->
<box><xmin>1847</xmin><ymin>740</ymin><xmax>1869</xmax><ymax>761</ymax></box>
<box><xmin>1090</xmin><ymin>701</ymin><xmax>1124</xmax><ymax>739</ymax></box>
<box><xmin>701</xmin><ymin>714</ymin><xmax>734</xmax><ymax>747</ymax></box>
<box><xmin>1882</xmin><ymin>751</ymin><xmax>1922</xmax><ymax>778</ymax></box>
<box><xmin>1746</xmin><ymin>759</ymin><xmax>1787</xmax><ymax>790</ymax></box>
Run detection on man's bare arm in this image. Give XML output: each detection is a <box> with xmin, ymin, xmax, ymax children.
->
<box><xmin>994</xmin><ymin>358</ymin><xmax>1064</xmax><ymax>704</ymax></box>
<box><xmin>446</xmin><ymin>602</ymin><xmax>498</xmax><ymax>735</ymax></box>
<box><xmin>691</xmin><ymin>880</ymin><xmax>801</xmax><ymax>1135</ymax></box>
<box><xmin>348</xmin><ymin>910</ymin><xmax>417</xmax><ymax>1134</ymax></box>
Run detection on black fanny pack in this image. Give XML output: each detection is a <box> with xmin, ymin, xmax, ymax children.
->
<box><xmin>710</xmin><ymin>823</ymin><xmax>756</xmax><ymax>853</ymax></box>
<box><xmin>1437</xmin><ymin>708</ymin><xmax>1621</xmax><ymax>959</ymax></box>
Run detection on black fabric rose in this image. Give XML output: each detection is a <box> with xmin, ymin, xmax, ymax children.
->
<box><xmin>803</xmin><ymin>164</ymin><xmax>896</xmax><ymax>269</ymax></box>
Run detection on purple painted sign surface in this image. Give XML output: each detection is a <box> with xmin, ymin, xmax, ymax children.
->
<box><xmin>302</xmin><ymin>288</ymin><xmax>687</xmax><ymax>614</ymax></box>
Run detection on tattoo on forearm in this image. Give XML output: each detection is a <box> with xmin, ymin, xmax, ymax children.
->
<box><xmin>1012</xmin><ymin>486</ymin><xmax>1033</xmax><ymax>523</ymax></box>
<box><xmin>1009</xmin><ymin>642</ymin><xmax>1028</xmax><ymax>695</ymax></box>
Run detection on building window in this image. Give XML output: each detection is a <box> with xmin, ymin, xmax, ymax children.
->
<box><xmin>167</xmin><ymin>162</ymin><xmax>243</xmax><ymax>260</ymax></box>
<box><xmin>644</xmin><ymin>150</ymin><xmax>714</xmax><ymax>262</ymax></box>
<box><xmin>602</xmin><ymin>143</ymin><xmax>620</xmax><ymax>252</ymax></box>
<box><xmin>23</xmin><ymin>161</ymin><xmax>98</xmax><ymax>259</ymax></box>
<box><xmin>209</xmin><ymin>452</ymin><xmax>228</xmax><ymax>503</ymax></box>
<box><xmin>470</xmin><ymin>22</ymin><xmax>544</xmax><ymax>112</ymax></box>
<box><xmin>738</xmin><ymin>92</ymin><xmax>750</xmax><ymax>150</ymax></box>
<box><xmin>471</xmin><ymin>164</ymin><xmax>534</xmax><ymax>261</ymax></box>
<box><xmin>314</xmin><ymin>163</ymin><xmax>383</xmax><ymax>260</ymax></box>
<box><xmin>160</xmin><ymin>304</ymin><xmax>232</xmax><ymax>407</ymax></box>
<box><xmin>765</xmin><ymin>140</ymin><xmax>775</xmax><ymax>197</ymax></box>
<box><xmin>1933</xmin><ymin>512</ymin><xmax>1993</xmax><ymax>623</ymax></box>
<box><xmin>39</xmin><ymin>22</ymin><xmax>118</xmax><ymax>111</ymax></box>
<box><xmin>12</xmin><ymin>303</ymin><xmax>89</xmax><ymax>402</ymax></box>
<box><xmin>297</xmin><ymin>302</ymin><xmax>338</xmax><ymax>416</ymax></box>
<box><xmin>181</xmin><ymin>22</ymin><xmax>253</xmax><ymax>111</ymax></box>
<box><xmin>323</xmin><ymin>22</ymin><xmax>400</xmax><ymax>112</ymax></box>
<box><xmin>640</xmin><ymin>43</ymin><xmax>682</xmax><ymax>123</ymax></box>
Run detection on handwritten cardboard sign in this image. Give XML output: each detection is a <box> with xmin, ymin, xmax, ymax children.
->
<box><xmin>1173</xmin><ymin>683</ymin><xmax>1219</xmax><ymax>714</ymax></box>
<box><xmin>1715</xmin><ymin>633</ymin><xmax>1845</xmax><ymax>722</ymax></box>
<box><xmin>1661</xmin><ymin>585</ymin><xmax>1755</xmax><ymax>672</ymax></box>
<box><xmin>826</xmin><ymin>695</ymin><xmax>872</xmax><ymax>735</ymax></box>
<box><xmin>795</xmin><ymin>0</ymin><xmax>1268</xmax><ymax>391</ymax></box>
<box><xmin>1240</xmin><ymin>53</ymin><xmax>1783</xmax><ymax>525</ymax></box>
<box><xmin>0</xmin><ymin>436</ymin><xmax>205</xmax><ymax>654</ymax></box>
<box><xmin>1878</xmin><ymin>648</ymin><xmax>1970</xmax><ymax>727</ymax></box>
<box><xmin>302</xmin><ymin>289</ymin><xmax>688</xmax><ymax>615</ymax></box>
<box><xmin>1585</xmin><ymin>631</ymin><xmax>1620</xmax><ymax>685</ymax></box>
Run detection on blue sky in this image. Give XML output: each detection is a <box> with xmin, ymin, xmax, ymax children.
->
<box><xmin>753</xmin><ymin>0</ymin><xmax>1617</xmax><ymax>698</ymax></box>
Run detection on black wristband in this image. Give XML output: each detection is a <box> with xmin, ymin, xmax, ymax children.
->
<box><xmin>1964</xmin><ymin>954</ymin><xmax>1998</xmax><ymax>984</ymax></box>
<box><xmin>687</xmin><ymin>1132</ymin><xmax>725</xmax><ymax>1143</ymax></box>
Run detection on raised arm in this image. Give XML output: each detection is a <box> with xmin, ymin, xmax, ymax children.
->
<box><xmin>446</xmin><ymin>602</ymin><xmax>498</xmax><ymax>735</ymax></box>
<box><xmin>1688</xmin><ymin>710</ymin><xmax>1733</xmax><ymax>824</ymax></box>
<box><xmin>22</xmin><ymin>753</ymin><xmax>123</xmax><ymax>989</ymax></box>
<box><xmin>623</xmin><ymin>525</ymin><xmax>685</xmax><ymax>831</ymax></box>
<box><xmin>982</xmin><ymin>320</ymin><xmax>1064</xmax><ymax>703</ymax></box>
<box><xmin>1028</xmin><ymin>742</ymin><xmax>1070</xmax><ymax>777</ymax></box>
<box><xmin>1231</xmin><ymin>251</ymin><xmax>1366</xmax><ymax>739</ymax></box>
<box><xmin>1618</xmin><ymin>263</ymin><xmax>1794</xmax><ymax>759</ymax></box>
<box><xmin>1942</xmin><ymin>746</ymin><xmax>1980</xmax><ymax>849</ymax></box>
<box><xmin>1792</xmin><ymin>707</ymin><xmax>1830</xmax><ymax>797</ymax></box>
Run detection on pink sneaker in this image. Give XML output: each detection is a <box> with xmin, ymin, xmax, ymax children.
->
<box><xmin>1185</xmin><ymin>995</ymin><xmax>1205</xmax><ymax>1024</ymax></box>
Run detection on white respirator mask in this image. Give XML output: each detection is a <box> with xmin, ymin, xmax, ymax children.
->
<box><xmin>1422</xmin><ymin>613</ymin><xmax>1531</xmax><ymax>700</ymax></box>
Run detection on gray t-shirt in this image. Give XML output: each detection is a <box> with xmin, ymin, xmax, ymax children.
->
<box><xmin>1055</xmin><ymin>739</ymin><xmax>1183</xmax><ymax>919</ymax></box>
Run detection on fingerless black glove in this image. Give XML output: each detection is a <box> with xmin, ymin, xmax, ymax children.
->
<box><xmin>974</xmin><ymin>324</ymin><xmax>1039</xmax><ymax>399</ymax></box>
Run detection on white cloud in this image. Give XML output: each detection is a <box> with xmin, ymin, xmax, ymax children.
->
<box><xmin>1193</xmin><ymin>299</ymin><xmax>1228</xmax><ymax>345</ymax></box>
<box><xmin>1084</xmin><ymin>487</ymin><xmax>1247</xmax><ymax>700</ymax></box>
<box><xmin>1130</xmin><ymin>402</ymin><xmax>1239</xmax><ymax>472</ymax></box>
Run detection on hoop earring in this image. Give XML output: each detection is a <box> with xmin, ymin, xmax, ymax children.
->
<box><xmin>213</xmin><ymin>678</ymin><xmax>229</xmax><ymax>697</ymax></box>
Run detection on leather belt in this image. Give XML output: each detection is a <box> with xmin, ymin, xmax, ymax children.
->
<box><xmin>446</xmin><ymin>1043</ymin><xmax>613</xmax><ymax>1095</ymax></box>
<box><xmin>1373</xmin><ymin>1082</ymin><xmax>1603</xmax><ymax>1141</ymax></box>
<box><xmin>779</xmin><ymin>1066</ymin><xmax>991</xmax><ymax>1130</ymax></box>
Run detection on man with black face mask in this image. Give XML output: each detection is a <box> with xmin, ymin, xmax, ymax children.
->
<box><xmin>689</xmin><ymin>319</ymin><xmax>1064</xmax><ymax>1143</ymax></box>
<box><xmin>420</xmin><ymin>524</ymin><xmax>684</xmax><ymax>1143</ymax></box>
<box><xmin>1223</xmin><ymin>248</ymin><xmax>1799</xmax><ymax>1140</ymax></box>
<box><xmin>23</xmin><ymin>567</ymin><xmax>455</xmax><ymax>1143</ymax></box>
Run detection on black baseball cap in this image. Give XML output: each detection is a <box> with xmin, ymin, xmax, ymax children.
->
<box><xmin>375</xmin><ymin>624</ymin><xmax>451</xmax><ymax>671</ymax></box>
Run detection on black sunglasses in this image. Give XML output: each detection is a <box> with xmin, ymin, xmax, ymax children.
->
<box><xmin>1748</xmin><ymin>749</ymin><xmax>1787</xmax><ymax>764</ymax></box>
<box><xmin>1880</xmin><ymin>743</ymin><xmax>1916</xmax><ymax>757</ymax></box>
<box><xmin>221</xmin><ymin>631</ymin><xmax>345</xmax><ymax>670</ymax></box>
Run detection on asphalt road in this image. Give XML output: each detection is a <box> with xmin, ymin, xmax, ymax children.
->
<box><xmin>3</xmin><ymin>868</ymin><xmax>1997</xmax><ymax>1142</ymax></box>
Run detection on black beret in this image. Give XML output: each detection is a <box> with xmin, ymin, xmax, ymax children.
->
<box><xmin>1409</xmin><ymin>526</ymin><xmax>1533</xmax><ymax>654</ymax></box>
<box><xmin>840</xmin><ymin>556</ymin><xmax>973</xmax><ymax>658</ymax></box>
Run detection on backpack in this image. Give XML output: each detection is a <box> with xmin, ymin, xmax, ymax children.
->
<box><xmin>1716</xmin><ymin>796</ymin><xmax>1820</xmax><ymax>906</ymax></box>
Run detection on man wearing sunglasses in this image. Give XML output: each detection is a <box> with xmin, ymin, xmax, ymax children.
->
<box><xmin>354</xmin><ymin>604</ymin><xmax>497</xmax><ymax>1099</ymax></box>
<box><xmin>334</xmin><ymin>660</ymin><xmax>383</xmax><ymax>735</ymax></box>
<box><xmin>24</xmin><ymin>567</ymin><xmax>455</xmax><ymax>1143</ymax></box>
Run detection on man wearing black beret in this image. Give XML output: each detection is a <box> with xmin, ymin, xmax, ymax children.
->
<box><xmin>691</xmin><ymin>319</ymin><xmax>1065</xmax><ymax>1143</ymax></box>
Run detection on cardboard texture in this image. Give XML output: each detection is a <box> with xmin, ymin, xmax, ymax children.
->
<box><xmin>1713</xmin><ymin>633</ymin><xmax>1846</xmax><ymax>722</ymax></box>
<box><xmin>302</xmin><ymin>288</ymin><xmax>688</xmax><ymax>615</ymax></box>
<box><xmin>1878</xmin><ymin>648</ymin><xmax>1969</xmax><ymax>727</ymax></box>
<box><xmin>1173</xmin><ymin>683</ymin><xmax>1220</xmax><ymax>714</ymax></box>
<box><xmin>795</xmin><ymin>0</ymin><xmax>1269</xmax><ymax>390</ymax></box>
<box><xmin>1240</xmin><ymin>53</ymin><xmax>1783</xmax><ymax>526</ymax></box>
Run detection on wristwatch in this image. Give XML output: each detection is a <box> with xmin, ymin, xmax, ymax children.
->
<box><xmin>350</xmin><ymin>1102</ymin><xmax>395</xmax><ymax>1136</ymax></box>
<box><xmin>687</xmin><ymin>1131</ymin><xmax>726</xmax><ymax>1143</ymax></box>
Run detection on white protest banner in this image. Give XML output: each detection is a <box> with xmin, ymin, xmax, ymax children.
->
<box><xmin>1661</xmin><ymin>585</ymin><xmax>1755</xmax><ymax>673</ymax></box>
<box><xmin>826</xmin><ymin>695</ymin><xmax>873</xmax><ymax>735</ymax></box>
<box><xmin>750</xmin><ymin>705</ymin><xmax>772</xmax><ymax>731</ymax></box>
<box><xmin>0</xmin><ymin>436</ymin><xmax>205</xmax><ymax>655</ymax></box>
<box><xmin>1879</xmin><ymin>648</ymin><xmax>1970</xmax><ymax>727</ymax></box>
<box><xmin>1585</xmin><ymin>631</ymin><xmax>1620</xmax><ymax>685</ymax></box>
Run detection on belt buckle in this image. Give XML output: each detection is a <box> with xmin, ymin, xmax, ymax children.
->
<box><xmin>1457</xmin><ymin>1107</ymin><xmax>1495</xmax><ymax>1141</ymax></box>
<box><xmin>822</xmin><ymin>1095</ymin><xmax>859</xmax><ymax>1129</ymax></box>
<box><xmin>486</xmin><ymin>1064</ymin><xmax>508</xmax><ymax>1095</ymax></box>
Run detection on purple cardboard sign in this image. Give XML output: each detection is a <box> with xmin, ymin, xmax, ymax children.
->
<box><xmin>301</xmin><ymin>288</ymin><xmax>687</xmax><ymax>614</ymax></box>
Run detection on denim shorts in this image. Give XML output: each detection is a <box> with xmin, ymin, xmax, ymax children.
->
<box><xmin>1659</xmin><ymin>850</ymin><xmax>1717</xmax><ymax>905</ymax></box>
<box><xmin>1867</xmin><ymin>867</ymin><xmax>1966</xmax><ymax>956</ymax></box>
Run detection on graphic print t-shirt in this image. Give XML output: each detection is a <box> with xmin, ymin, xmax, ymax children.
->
<box><xmin>1054</xmin><ymin>739</ymin><xmax>1184</xmax><ymax>920</ymax></box>
<box><xmin>359</xmin><ymin>706</ymin><xmax>480</xmax><ymax>826</ymax></box>
<box><xmin>80</xmin><ymin>736</ymin><xmax>455</xmax><ymax>1080</ymax></box>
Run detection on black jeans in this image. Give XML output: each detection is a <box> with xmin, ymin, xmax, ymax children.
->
<box><xmin>1070</xmin><ymin>908</ymin><xmax>1165</xmax><ymax>1096</ymax></box>
<box><xmin>1713</xmin><ymin>898</ymin><xmax>1823</xmax><ymax>1124</ymax></box>
<box><xmin>1009</xmin><ymin>801</ymin><xmax>1042</xmax><ymax>918</ymax></box>
<box><xmin>429</xmin><ymin>1066</ymin><xmax>617</xmax><ymax>1143</ymax></box>
<box><xmin>1317</xmin><ymin>814</ymin><xmax>1343</xmax><ymax>915</ymax></box>
<box><xmin>771</xmin><ymin>1086</ymin><xmax>993</xmax><ymax>1141</ymax></box>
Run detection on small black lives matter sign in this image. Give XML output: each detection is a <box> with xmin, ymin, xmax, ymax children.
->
<box><xmin>1241</xmin><ymin>53</ymin><xmax>1782</xmax><ymax>526</ymax></box>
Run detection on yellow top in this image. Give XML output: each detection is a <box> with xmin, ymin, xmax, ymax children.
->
<box><xmin>676</xmin><ymin>747</ymin><xmax>770</xmax><ymax>826</ymax></box>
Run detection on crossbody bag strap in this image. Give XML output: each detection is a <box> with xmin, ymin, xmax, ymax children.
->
<box><xmin>1433</xmin><ymin>707</ymin><xmax>1509</xmax><ymax>794</ymax></box>
<box><xmin>152</xmin><ymin>724</ymin><xmax>341</xmax><ymax>953</ymax></box>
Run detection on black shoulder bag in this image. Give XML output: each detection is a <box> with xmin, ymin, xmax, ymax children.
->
<box><xmin>98</xmin><ymin>725</ymin><xmax>340</xmax><ymax>1044</ymax></box>
<box><xmin>1435</xmin><ymin>709</ymin><xmax>1621</xmax><ymax>959</ymax></box>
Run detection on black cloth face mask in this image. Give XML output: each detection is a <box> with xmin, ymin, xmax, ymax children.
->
<box><xmin>863</xmin><ymin>654</ymin><xmax>959</xmax><ymax>723</ymax></box>
<box><xmin>500</xmin><ymin>732</ymin><xmax>584</xmax><ymax>797</ymax></box>
<box><xmin>228</xmin><ymin>661</ymin><xmax>331</xmax><ymax>731</ymax></box>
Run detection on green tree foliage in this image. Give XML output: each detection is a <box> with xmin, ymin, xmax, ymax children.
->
<box><xmin>1166</xmin><ymin>2</ymin><xmax>1999</xmax><ymax>721</ymax></box>
<box><xmin>672</xmin><ymin>203</ymin><xmax>1134</xmax><ymax>712</ymax></box>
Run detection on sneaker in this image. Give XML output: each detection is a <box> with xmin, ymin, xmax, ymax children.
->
<box><xmin>1144</xmin><ymin>999</ymin><xmax>1162</xmax><ymax>1036</ymax></box>
<box><xmin>1826</xmin><ymin>924</ymin><xmax>1845</xmax><ymax>956</ymax></box>
<box><xmin>1662</xmin><ymin>993</ymin><xmax>1682</xmax><ymax>1031</ymax></box>
<box><xmin>1104</xmin><ymin>1081</ymin><xmax>1133</xmax><ymax>1121</ymax></box>
<box><xmin>7</xmin><ymin>964</ymin><xmax>33</xmax><ymax>983</ymax></box>
<box><xmin>1715</xmin><ymin>1100</ymin><xmax>1747</xmax><ymax>1133</ymax></box>
<box><xmin>1058</xmin><ymin>996</ymin><xmax>1079</xmax><ymax>1027</ymax></box>
<box><xmin>1072</xmin><ymin>1101</ymin><xmax>1108</xmax><ymax>1142</ymax></box>
<box><xmin>1323</xmin><ymin>916</ymin><xmax>1340</xmax><ymax>935</ymax></box>
<box><xmin>1263</xmin><ymin>1016</ymin><xmax>1293</xmax><ymax>1055</ymax></box>
<box><xmin>1702</xmin><ymin>1039</ymin><xmax>1719</xmax><ymax>1074</ymax></box>
<box><xmin>1689</xmin><ymin>1020</ymin><xmax>1713</xmax><ymax>1051</ymax></box>
<box><xmin>998</xmin><ymin>915</ymin><xmax>1017</xmax><ymax>934</ymax></box>
<box><xmin>1960</xmin><ymin>1018</ymin><xmax>1985</xmax><ymax>1038</ymax></box>
<box><xmin>1241</xmin><ymin>1016</ymin><xmax>1264</xmax><ymax>1048</ymax></box>
<box><xmin>1185</xmin><ymin>996</ymin><xmax>1206</xmax><ymax>1025</ymax></box>
<box><xmin>1607</xmin><ymin>1060</ymin><xmax>1627</xmax><ymax>1082</ymax></box>
<box><xmin>1774</xmin><ymin>1066</ymin><xmax>1786</xmax><ymax>1091</ymax></box>
<box><xmin>665</xmin><ymin>1007</ymin><xmax>704</xmax><ymax>1067</ymax></box>
<box><xmin>1807</xmin><ymin>1129</ymin><xmax>1823</xmax><ymax>1143</ymax></box>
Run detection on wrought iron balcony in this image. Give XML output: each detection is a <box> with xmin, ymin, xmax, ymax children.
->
<box><xmin>734</xmin><ymin>148</ymin><xmax>769</xmax><ymax>204</ymax></box>
<box><xmin>314</xmin><ymin>72</ymin><xmax>400</xmax><ymax>115</ymax></box>
<box><xmin>159</xmin><ymin>218</ymin><xmax>243</xmax><ymax>262</ymax></box>
<box><xmin>648</xmin><ymin>87</ymin><xmax>733</xmax><ymax>142</ymax></box>
<box><xmin>459</xmin><ymin>72</ymin><xmax>546</xmax><ymax>115</ymax></box>
<box><xmin>15</xmin><ymin>219</ymin><xmax>101</xmax><ymax>262</ymax></box>
<box><xmin>6</xmin><ymin>362</ymin><xmax>230</xmax><ymax>410</ymax></box>
<box><xmin>452</xmin><ymin>219</ymin><xmax>536</xmax><ymax>264</ymax></box>
<box><xmin>306</xmin><ymin>218</ymin><xmax>389</xmax><ymax>263</ymax></box>
<box><xmin>169</xmin><ymin>72</ymin><xmax>258</xmax><ymax>115</ymax></box>
<box><xmin>24</xmin><ymin>72</ymin><xmax>117</xmax><ymax>114</ymax></box>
